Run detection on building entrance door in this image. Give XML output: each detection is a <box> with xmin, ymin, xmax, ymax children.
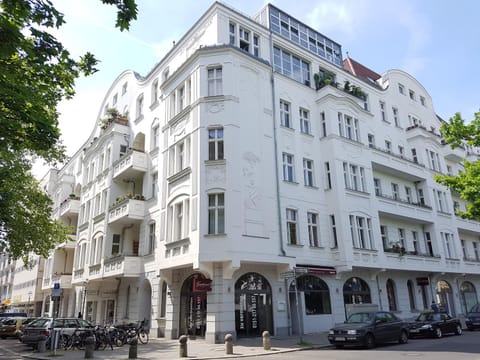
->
<box><xmin>235</xmin><ymin>272</ymin><xmax>273</xmax><ymax>337</ymax></box>
<box><xmin>179</xmin><ymin>274</ymin><xmax>208</xmax><ymax>338</ymax></box>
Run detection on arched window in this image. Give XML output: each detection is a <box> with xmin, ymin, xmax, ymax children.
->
<box><xmin>343</xmin><ymin>277</ymin><xmax>371</xmax><ymax>304</ymax></box>
<box><xmin>407</xmin><ymin>280</ymin><xmax>416</xmax><ymax>310</ymax></box>
<box><xmin>386</xmin><ymin>279</ymin><xmax>397</xmax><ymax>311</ymax></box>
<box><xmin>460</xmin><ymin>281</ymin><xmax>478</xmax><ymax>313</ymax></box>
<box><xmin>289</xmin><ymin>275</ymin><xmax>331</xmax><ymax>314</ymax></box>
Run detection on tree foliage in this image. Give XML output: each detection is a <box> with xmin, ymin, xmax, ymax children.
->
<box><xmin>0</xmin><ymin>0</ymin><xmax>137</xmax><ymax>260</ymax></box>
<box><xmin>436</xmin><ymin>111</ymin><xmax>480</xmax><ymax>219</ymax></box>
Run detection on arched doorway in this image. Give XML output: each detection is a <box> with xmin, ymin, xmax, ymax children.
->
<box><xmin>460</xmin><ymin>281</ymin><xmax>478</xmax><ymax>314</ymax></box>
<box><xmin>179</xmin><ymin>274</ymin><xmax>208</xmax><ymax>338</ymax></box>
<box><xmin>436</xmin><ymin>280</ymin><xmax>454</xmax><ymax>315</ymax></box>
<box><xmin>289</xmin><ymin>275</ymin><xmax>332</xmax><ymax>334</ymax></box>
<box><xmin>139</xmin><ymin>280</ymin><xmax>152</xmax><ymax>329</ymax></box>
<box><xmin>235</xmin><ymin>272</ymin><xmax>273</xmax><ymax>337</ymax></box>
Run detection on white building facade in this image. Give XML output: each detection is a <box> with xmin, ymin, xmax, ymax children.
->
<box><xmin>33</xmin><ymin>2</ymin><xmax>480</xmax><ymax>343</ymax></box>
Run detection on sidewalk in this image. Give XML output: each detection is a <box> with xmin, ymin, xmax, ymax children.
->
<box><xmin>22</xmin><ymin>332</ymin><xmax>331</xmax><ymax>359</ymax></box>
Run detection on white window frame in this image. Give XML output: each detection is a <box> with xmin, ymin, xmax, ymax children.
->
<box><xmin>286</xmin><ymin>208</ymin><xmax>298</xmax><ymax>245</ymax></box>
<box><xmin>280</xmin><ymin>100</ymin><xmax>291</xmax><ymax>128</ymax></box>
<box><xmin>299</xmin><ymin>108</ymin><xmax>311</xmax><ymax>134</ymax></box>
<box><xmin>282</xmin><ymin>153</ymin><xmax>295</xmax><ymax>182</ymax></box>
<box><xmin>208</xmin><ymin>67</ymin><xmax>223</xmax><ymax>96</ymax></box>
<box><xmin>349</xmin><ymin>215</ymin><xmax>373</xmax><ymax>249</ymax></box>
<box><xmin>307</xmin><ymin>212</ymin><xmax>319</xmax><ymax>247</ymax></box>
<box><xmin>208</xmin><ymin>193</ymin><xmax>225</xmax><ymax>235</ymax></box>
<box><xmin>303</xmin><ymin>158</ymin><xmax>314</xmax><ymax>186</ymax></box>
<box><xmin>208</xmin><ymin>127</ymin><xmax>224</xmax><ymax>161</ymax></box>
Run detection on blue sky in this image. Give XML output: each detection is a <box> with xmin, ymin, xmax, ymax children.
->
<box><xmin>35</xmin><ymin>0</ymin><xmax>480</xmax><ymax>176</ymax></box>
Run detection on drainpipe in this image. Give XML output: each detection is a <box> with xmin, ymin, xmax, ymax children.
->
<box><xmin>268</xmin><ymin>29</ymin><xmax>286</xmax><ymax>257</ymax></box>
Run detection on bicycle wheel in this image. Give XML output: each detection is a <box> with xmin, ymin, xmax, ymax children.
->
<box><xmin>138</xmin><ymin>330</ymin><xmax>149</xmax><ymax>344</ymax></box>
<box><xmin>115</xmin><ymin>328</ymin><xmax>127</xmax><ymax>347</ymax></box>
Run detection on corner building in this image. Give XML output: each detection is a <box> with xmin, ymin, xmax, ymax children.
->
<box><xmin>39</xmin><ymin>2</ymin><xmax>480</xmax><ymax>343</ymax></box>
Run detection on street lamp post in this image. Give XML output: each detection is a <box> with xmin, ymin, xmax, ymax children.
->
<box><xmin>27</xmin><ymin>291</ymin><xmax>32</xmax><ymax>315</ymax></box>
<box><xmin>81</xmin><ymin>279</ymin><xmax>89</xmax><ymax>319</ymax></box>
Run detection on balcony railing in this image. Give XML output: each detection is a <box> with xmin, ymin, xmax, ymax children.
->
<box><xmin>102</xmin><ymin>254</ymin><xmax>141</xmax><ymax>278</ymax></box>
<box><xmin>369</xmin><ymin>144</ymin><xmax>425</xmax><ymax>167</ymax></box>
<box><xmin>112</xmin><ymin>149</ymin><xmax>147</xmax><ymax>180</ymax></box>
<box><xmin>59</xmin><ymin>197</ymin><xmax>80</xmax><ymax>218</ymax></box>
<box><xmin>108</xmin><ymin>198</ymin><xmax>145</xmax><ymax>224</ymax></box>
<box><xmin>376</xmin><ymin>192</ymin><xmax>432</xmax><ymax>210</ymax></box>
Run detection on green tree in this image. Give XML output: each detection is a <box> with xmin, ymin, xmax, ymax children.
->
<box><xmin>436</xmin><ymin>111</ymin><xmax>480</xmax><ymax>219</ymax></box>
<box><xmin>0</xmin><ymin>0</ymin><xmax>137</xmax><ymax>260</ymax></box>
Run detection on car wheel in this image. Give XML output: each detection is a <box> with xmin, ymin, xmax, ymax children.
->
<box><xmin>399</xmin><ymin>330</ymin><xmax>409</xmax><ymax>344</ymax></box>
<box><xmin>454</xmin><ymin>324</ymin><xmax>462</xmax><ymax>335</ymax></box>
<box><xmin>364</xmin><ymin>333</ymin><xmax>375</xmax><ymax>349</ymax></box>
<box><xmin>434</xmin><ymin>327</ymin><xmax>442</xmax><ymax>338</ymax></box>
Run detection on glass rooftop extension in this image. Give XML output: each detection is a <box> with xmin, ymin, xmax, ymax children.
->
<box><xmin>255</xmin><ymin>4</ymin><xmax>343</xmax><ymax>67</ymax></box>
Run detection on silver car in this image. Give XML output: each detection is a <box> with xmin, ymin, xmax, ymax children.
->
<box><xmin>20</xmin><ymin>317</ymin><xmax>93</xmax><ymax>349</ymax></box>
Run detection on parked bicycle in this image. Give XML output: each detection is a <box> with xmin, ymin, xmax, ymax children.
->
<box><xmin>119</xmin><ymin>319</ymin><xmax>149</xmax><ymax>345</ymax></box>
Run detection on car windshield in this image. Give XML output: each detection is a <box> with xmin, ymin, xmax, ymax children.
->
<box><xmin>347</xmin><ymin>313</ymin><xmax>374</xmax><ymax>323</ymax></box>
<box><xmin>3</xmin><ymin>318</ymin><xmax>17</xmax><ymax>325</ymax></box>
<box><xmin>416</xmin><ymin>312</ymin><xmax>441</xmax><ymax>321</ymax></box>
<box><xmin>28</xmin><ymin>318</ymin><xmax>50</xmax><ymax>328</ymax></box>
<box><xmin>469</xmin><ymin>304</ymin><xmax>480</xmax><ymax>313</ymax></box>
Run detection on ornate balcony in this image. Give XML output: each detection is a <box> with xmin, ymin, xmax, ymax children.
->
<box><xmin>108</xmin><ymin>198</ymin><xmax>145</xmax><ymax>225</ymax></box>
<box><xmin>59</xmin><ymin>197</ymin><xmax>80</xmax><ymax>219</ymax></box>
<box><xmin>112</xmin><ymin>149</ymin><xmax>147</xmax><ymax>182</ymax></box>
<box><xmin>102</xmin><ymin>255</ymin><xmax>142</xmax><ymax>278</ymax></box>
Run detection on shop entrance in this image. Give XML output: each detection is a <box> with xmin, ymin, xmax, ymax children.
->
<box><xmin>179</xmin><ymin>274</ymin><xmax>209</xmax><ymax>338</ymax></box>
<box><xmin>235</xmin><ymin>272</ymin><xmax>273</xmax><ymax>337</ymax></box>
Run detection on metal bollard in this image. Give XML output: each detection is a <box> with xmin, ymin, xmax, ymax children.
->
<box><xmin>225</xmin><ymin>333</ymin><xmax>233</xmax><ymax>355</ymax></box>
<box><xmin>84</xmin><ymin>335</ymin><xmax>95</xmax><ymax>359</ymax></box>
<box><xmin>128</xmin><ymin>338</ymin><xmax>138</xmax><ymax>359</ymax></box>
<box><xmin>179</xmin><ymin>334</ymin><xmax>188</xmax><ymax>357</ymax></box>
<box><xmin>37</xmin><ymin>335</ymin><xmax>47</xmax><ymax>353</ymax></box>
<box><xmin>262</xmin><ymin>330</ymin><xmax>271</xmax><ymax>350</ymax></box>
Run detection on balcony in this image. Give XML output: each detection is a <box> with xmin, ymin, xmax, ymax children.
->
<box><xmin>102</xmin><ymin>255</ymin><xmax>142</xmax><ymax>278</ymax></box>
<box><xmin>42</xmin><ymin>273</ymin><xmax>73</xmax><ymax>290</ymax></box>
<box><xmin>315</xmin><ymin>81</ymin><xmax>368</xmax><ymax>111</ymax></box>
<box><xmin>108</xmin><ymin>198</ymin><xmax>145</xmax><ymax>225</ymax></box>
<box><xmin>442</xmin><ymin>141</ymin><xmax>465</xmax><ymax>162</ymax></box>
<box><xmin>405</xmin><ymin>124</ymin><xmax>442</xmax><ymax>142</ymax></box>
<box><xmin>112</xmin><ymin>149</ymin><xmax>147</xmax><ymax>181</ymax></box>
<box><xmin>59</xmin><ymin>197</ymin><xmax>80</xmax><ymax>219</ymax></box>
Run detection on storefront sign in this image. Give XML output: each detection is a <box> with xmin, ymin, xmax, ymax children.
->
<box><xmin>193</xmin><ymin>278</ymin><xmax>212</xmax><ymax>292</ymax></box>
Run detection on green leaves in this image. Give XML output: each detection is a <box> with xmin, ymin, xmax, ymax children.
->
<box><xmin>0</xmin><ymin>0</ymin><xmax>136</xmax><ymax>260</ymax></box>
<box><xmin>438</xmin><ymin>111</ymin><xmax>480</xmax><ymax>219</ymax></box>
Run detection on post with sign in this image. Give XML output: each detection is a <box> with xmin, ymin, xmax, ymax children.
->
<box><xmin>51</xmin><ymin>283</ymin><xmax>61</xmax><ymax>355</ymax></box>
<box><xmin>280</xmin><ymin>267</ymin><xmax>307</xmax><ymax>344</ymax></box>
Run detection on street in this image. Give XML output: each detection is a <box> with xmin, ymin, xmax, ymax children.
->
<box><xmin>239</xmin><ymin>331</ymin><xmax>480</xmax><ymax>360</ymax></box>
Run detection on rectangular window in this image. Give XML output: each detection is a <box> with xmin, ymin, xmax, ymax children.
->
<box><xmin>398</xmin><ymin>228</ymin><xmax>405</xmax><ymax>248</ymax></box>
<box><xmin>405</xmin><ymin>186</ymin><xmax>412</xmax><ymax>203</ymax></box>
<box><xmin>208</xmin><ymin>193</ymin><xmax>225</xmax><ymax>235</ymax></box>
<box><xmin>343</xmin><ymin>162</ymin><xmax>366</xmax><ymax>192</ymax></box>
<box><xmin>474</xmin><ymin>242</ymin><xmax>479</xmax><ymax>261</ymax></box>
<box><xmin>253</xmin><ymin>34</ymin><xmax>259</xmax><ymax>56</ymax></box>
<box><xmin>411</xmin><ymin>148</ymin><xmax>418</xmax><ymax>163</ymax></box>
<box><xmin>338</xmin><ymin>112</ymin><xmax>360</xmax><ymax>141</ymax></box>
<box><xmin>412</xmin><ymin>231</ymin><xmax>419</xmax><ymax>254</ymax></box>
<box><xmin>418</xmin><ymin>188</ymin><xmax>425</xmax><ymax>205</ymax></box>
<box><xmin>398</xmin><ymin>84</ymin><xmax>405</xmax><ymax>95</ymax></box>
<box><xmin>303</xmin><ymin>158</ymin><xmax>314</xmax><ymax>186</ymax></box>
<box><xmin>299</xmin><ymin>108</ymin><xmax>310</xmax><ymax>134</ymax></box>
<box><xmin>420</xmin><ymin>96</ymin><xmax>426</xmax><ymax>106</ymax></box>
<box><xmin>442</xmin><ymin>232</ymin><xmax>454</xmax><ymax>258</ymax></box>
<box><xmin>152</xmin><ymin>125</ymin><xmax>159</xmax><ymax>149</ymax></box>
<box><xmin>273</xmin><ymin>46</ymin><xmax>310</xmax><ymax>85</ymax></box>
<box><xmin>112</xmin><ymin>234</ymin><xmax>121</xmax><ymax>255</ymax></box>
<box><xmin>239</xmin><ymin>27</ymin><xmax>250</xmax><ymax>52</ymax></box>
<box><xmin>151</xmin><ymin>80</ymin><xmax>158</xmax><ymax>105</ymax></box>
<box><xmin>286</xmin><ymin>208</ymin><xmax>298</xmax><ymax>245</ymax></box>
<box><xmin>122</xmin><ymin>82</ymin><xmax>128</xmax><ymax>95</ymax></box>
<box><xmin>391</xmin><ymin>183</ymin><xmax>399</xmax><ymax>200</ymax></box>
<box><xmin>398</xmin><ymin>145</ymin><xmax>404</xmax><ymax>156</ymax></box>
<box><xmin>324</xmin><ymin>162</ymin><xmax>332</xmax><ymax>189</ymax></box>
<box><xmin>350</xmin><ymin>215</ymin><xmax>373</xmax><ymax>249</ymax></box>
<box><xmin>461</xmin><ymin>239</ymin><xmax>466</xmax><ymax>259</ymax></box>
<box><xmin>174</xmin><ymin>203</ymin><xmax>183</xmax><ymax>241</ymax></box>
<box><xmin>208</xmin><ymin>67</ymin><xmax>222</xmax><ymax>96</ymax></box>
<box><xmin>380</xmin><ymin>225</ymin><xmax>388</xmax><ymax>249</ymax></box>
<box><xmin>151</xmin><ymin>172</ymin><xmax>158</xmax><ymax>198</ymax></box>
<box><xmin>424</xmin><ymin>231</ymin><xmax>433</xmax><ymax>256</ymax></box>
<box><xmin>307</xmin><ymin>212</ymin><xmax>319</xmax><ymax>247</ymax></box>
<box><xmin>320</xmin><ymin>111</ymin><xmax>326</xmax><ymax>137</ymax></box>
<box><xmin>380</xmin><ymin>101</ymin><xmax>387</xmax><ymax>122</ymax></box>
<box><xmin>330</xmin><ymin>214</ymin><xmax>338</xmax><ymax>248</ymax></box>
<box><xmin>392</xmin><ymin>107</ymin><xmax>400</xmax><ymax>127</ymax></box>
<box><xmin>208</xmin><ymin>128</ymin><xmax>224</xmax><ymax>160</ymax></box>
<box><xmin>282</xmin><ymin>153</ymin><xmax>295</xmax><ymax>182</ymax></box>
<box><xmin>368</xmin><ymin>134</ymin><xmax>375</xmax><ymax>148</ymax></box>
<box><xmin>229</xmin><ymin>22</ymin><xmax>236</xmax><ymax>45</ymax></box>
<box><xmin>385</xmin><ymin>140</ymin><xmax>392</xmax><ymax>153</ymax></box>
<box><xmin>409</xmin><ymin>89</ymin><xmax>416</xmax><ymax>100</ymax></box>
<box><xmin>280</xmin><ymin>100</ymin><xmax>291</xmax><ymax>128</ymax></box>
<box><xmin>374</xmin><ymin>178</ymin><xmax>381</xmax><ymax>196</ymax></box>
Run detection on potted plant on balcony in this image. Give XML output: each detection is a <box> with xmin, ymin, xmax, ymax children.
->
<box><xmin>100</xmin><ymin>108</ymin><xmax>129</xmax><ymax>130</ymax></box>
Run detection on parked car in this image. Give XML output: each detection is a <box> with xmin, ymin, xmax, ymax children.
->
<box><xmin>328</xmin><ymin>311</ymin><xmax>409</xmax><ymax>349</ymax></box>
<box><xmin>465</xmin><ymin>304</ymin><xmax>480</xmax><ymax>331</ymax></box>
<box><xmin>20</xmin><ymin>317</ymin><xmax>94</xmax><ymax>349</ymax></box>
<box><xmin>17</xmin><ymin>318</ymin><xmax>38</xmax><ymax>340</ymax></box>
<box><xmin>0</xmin><ymin>317</ymin><xmax>28</xmax><ymax>339</ymax></box>
<box><xmin>408</xmin><ymin>311</ymin><xmax>462</xmax><ymax>338</ymax></box>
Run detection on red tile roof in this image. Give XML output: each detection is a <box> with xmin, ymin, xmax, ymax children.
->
<box><xmin>343</xmin><ymin>56</ymin><xmax>381</xmax><ymax>82</ymax></box>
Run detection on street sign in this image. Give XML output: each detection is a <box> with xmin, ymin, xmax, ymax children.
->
<box><xmin>51</xmin><ymin>283</ymin><xmax>61</xmax><ymax>297</ymax></box>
